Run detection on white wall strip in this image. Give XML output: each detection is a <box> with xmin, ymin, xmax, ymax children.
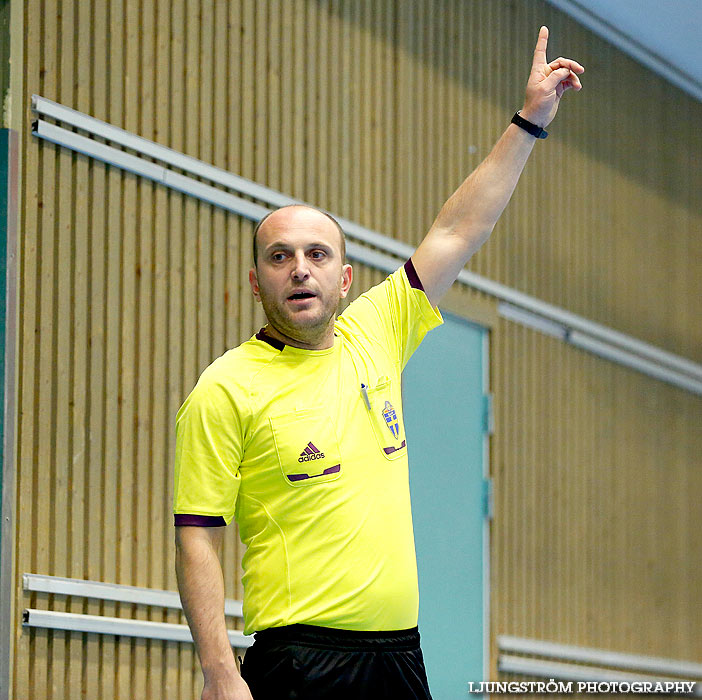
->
<box><xmin>30</xmin><ymin>96</ymin><xmax>702</xmax><ymax>394</ymax></box>
<box><xmin>23</xmin><ymin>573</ymin><xmax>243</xmax><ymax>618</ymax></box>
<box><xmin>569</xmin><ymin>331</ymin><xmax>702</xmax><ymax>395</ymax></box>
<box><xmin>33</xmin><ymin>120</ymin><xmax>269</xmax><ymax>223</ymax></box>
<box><xmin>499</xmin><ymin>655</ymin><xmax>702</xmax><ymax>695</ymax></box>
<box><xmin>22</xmin><ymin>609</ymin><xmax>254</xmax><ymax>648</ymax></box>
<box><xmin>31</xmin><ymin>95</ymin><xmax>292</xmax><ymax>208</ymax></box>
<box><xmin>498</xmin><ymin>303</ymin><xmax>568</xmax><ymax>341</ymax></box>
<box><xmin>498</xmin><ymin>636</ymin><xmax>702</xmax><ymax>679</ymax></box>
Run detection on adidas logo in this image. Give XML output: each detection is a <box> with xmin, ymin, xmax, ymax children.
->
<box><xmin>298</xmin><ymin>442</ymin><xmax>325</xmax><ymax>462</ymax></box>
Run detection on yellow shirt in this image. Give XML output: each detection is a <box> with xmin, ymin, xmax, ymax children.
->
<box><xmin>174</xmin><ymin>262</ymin><xmax>442</xmax><ymax>633</ymax></box>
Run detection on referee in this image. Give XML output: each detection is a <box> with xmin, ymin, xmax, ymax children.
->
<box><xmin>174</xmin><ymin>27</ymin><xmax>583</xmax><ymax>700</ymax></box>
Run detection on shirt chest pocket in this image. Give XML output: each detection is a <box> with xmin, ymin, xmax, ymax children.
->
<box><xmin>364</xmin><ymin>377</ymin><xmax>407</xmax><ymax>460</ymax></box>
<box><xmin>269</xmin><ymin>408</ymin><xmax>342</xmax><ymax>487</ymax></box>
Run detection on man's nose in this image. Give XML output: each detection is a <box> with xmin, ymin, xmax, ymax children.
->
<box><xmin>291</xmin><ymin>252</ymin><xmax>310</xmax><ymax>280</ymax></box>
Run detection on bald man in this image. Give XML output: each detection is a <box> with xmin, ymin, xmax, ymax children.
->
<box><xmin>174</xmin><ymin>27</ymin><xmax>583</xmax><ymax>700</ymax></box>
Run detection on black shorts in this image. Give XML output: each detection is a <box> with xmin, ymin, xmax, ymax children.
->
<box><xmin>240</xmin><ymin>624</ymin><xmax>433</xmax><ymax>700</ymax></box>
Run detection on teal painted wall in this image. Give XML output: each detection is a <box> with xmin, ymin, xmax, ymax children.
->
<box><xmin>405</xmin><ymin>314</ymin><xmax>488</xmax><ymax>699</ymax></box>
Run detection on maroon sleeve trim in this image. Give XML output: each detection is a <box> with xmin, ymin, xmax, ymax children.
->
<box><xmin>404</xmin><ymin>258</ymin><xmax>425</xmax><ymax>292</ymax></box>
<box><xmin>174</xmin><ymin>514</ymin><xmax>227</xmax><ymax>527</ymax></box>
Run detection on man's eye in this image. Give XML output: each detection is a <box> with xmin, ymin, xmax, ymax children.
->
<box><xmin>310</xmin><ymin>251</ymin><xmax>325</xmax><ymax>259</ymax></box>
<box><xmin>271</xmin><ymin>253</ymin><xmax>286</xmax><ymax>262</ymax></box>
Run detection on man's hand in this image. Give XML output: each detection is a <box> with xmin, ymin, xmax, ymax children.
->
<box><xmin>521</xmin><ymin>26</ymin><xmax>584</xmax><ymax>128</ymax></box>
<box><xmin>202</xmin><ymin>668</ymin><xmax>254</xmax><ymax>700</ymax></box>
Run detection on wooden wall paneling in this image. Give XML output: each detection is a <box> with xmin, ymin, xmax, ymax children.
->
<box><xmin>411</xmin><ymin>0</ymin><xmax>426</xmax><ymax>251</ymax></box>
<box><xmin>535</xmin><ymin>332</ymin><xmax>549</xmax><ymax>641</ymax></box>
<box><xmin>358</xmin><ymin>0</ymin><xmax>372</xmax><ymax>229</ymax></box>
<box><xmin>278</xmin><ymin>0</ymin><xmax>292</xmax><ymax>199</ymax></box>
<box><xmin>181</xmin><ymin>0</ymin><xmax>200</xmax><ymax>393</ymax></box>
<box><xmin>336</xmin><ymin>0</ymin><xmax>351</xmax><ymax>222</ymax></box>
<box><xmin>266</xmin><ymin>0</ymin><xmax>281</xmax><ymax>196</ymax></box>
<box><xmin>66</xmin><ymin>2</ymin><xmax>88</xmax><ymax>695</ymax></box>
<box><xmin>85</xmin><ymin>0</ymin><xmax>107</xmax><ymax>693</ymax></box>
<box><xmin>367</xmin><ymin>0</ymin><xmax>380</xmax><ymax>229</ymax></box>
<box><xmin>178</xmin><ymin>5</ymin><xmax>202</xmax><ymax>697</ymax></box>
<box><xmin>379</xmin><ymin>0</ymin><xmax>394</xmax><ymax>235</ymax></box>
<box><xmin>290</xmin><ymin>0</ymin><xmax>306</xmax><ymax>203</ymax></box>
<box><xmin>197</xmin><ymin>68</ymin><xmax>215</xmax><ymax>383</ymax></box>
<box><xmin>73</xmin><ymin>0</ymin><xmax>92</xmax><ymax>696</ymax></box>
<box><xmin>223</xmin><ymin>2</ymin><xmax>242</xmax><ymax>356</ymax></box>
<box><xmin>210</xmin><ymin>5</ymin><xmax>228</xmax><ymax>597</ymax></box>
<box><xmin>252</xmin><ymin>0</ymin><xmax>267</xmax><ymax>189</ymax></box>
<box><xmin>209</xmin><ymin>1</ymin><xmax>232</xmax><ymax>610</ymax></box>
<box><xmin>318</xmin><ymin>0</ymin><xmax>337</xmax><ymax>213</ymax></box>
<box><xmin>52</xmin><ymin>0</ymin><xmax>73</xmax><ymax>631</ymax></box>
<box><xmin>137</xmin><ymin>0</ymin><xmax>156</xmax><ymax>693</ymax></box>
<box><xmin>149</xmin><ymin>3</ymin><xmax>171</xmax><ymax>697</ymax></box>
<box><xmin>166</xmin><ymin>21</ymin><xmax>186</xmax><ymax>661</ymax></box>
<box><xmin>469</xmin><ymin>0</ymin><xmax>487</xmax><ymax>282</ymax></box>
<box><xmin>238</xmin><ymin>0</ymin><xmax>255</xmax><ymax>342</ymax></box>
<box><xmin>393</xmin><ymin>0</ymin><xmax>410</xmax><ymax>255</ymax></box>
<box><xmin>574</xmin><ymin>345</ymin><xmax>588</xmax><ymax>645</ymax></box>
<box><xmin>550</xmin><ymin>337</ymin><xmax>567</xmax><ymax>643</ymax></box>
<box><xmin>444</xmin><ymin>0</ymin><xmax>460</xmax><ymax>238</ymax></box>
<box><xmin>307</xmin><ymin>0</ymin><xmax>324</xmax><ymax>204</ymax></box>
<box><xmin>98</xmin><ymin>5</ymin><xmax>118</xmax><ymax>695</ymax></box>
<box><xmin>351</xmin><ymin>0</ymin><xmax>366</xmax><ymax>228</ymax></box>
<box><xmin>162</xmin><ymin>50</ymin><xmax>190</xmax><ymax>700</ymax></box>
<box><xmin>513</xmin><ymin>323</ymin><xmax>527</xmax><ymax>636</ymax></box>
<box><xmin>150</xmin><ymin>114</ymin><xmax>170</xmax><ymax>700</ymax></box>
<box><xmin>104</xmin><ymin>0</ymin><xmax>125</xmax><ymax>691</ymax></box>
<box><xmin>117</xmin><ymin>4</ymin><xmax>138</xmax><ymax>696</ymax></box>
<box><xmin>228</xmin><ymin>0</ymin><xmax>249</xmax><ymax>633</ymax></box>
<box><xmin>527</xmin><ymin>328</ymin><xmax>540</xmax><ymax>637</ymax></box>
<box><xmin>414</xmin><ymin>0</ymin><xmax>431</xmax><ymax>248</ymax></box>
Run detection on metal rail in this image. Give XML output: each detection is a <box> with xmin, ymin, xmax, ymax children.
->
<box><xmin>23</xmin><ymin>573</ymin><xmax>243</xmax><ymax>618</ymax></box>
<box><xmin>498</xmin><ymin>655</ymin><xmax>702</xmax><ymax>696</ymax></box>
<box><xmin>23</xmin><ymin>573</ymin><xmax>252</xmax><ymax>647</ymax></box>
<box><xmin>30</xmin><ymin>95</ymin><xmax>702</xmax><ymax>394</ymax></box>
<box><xmin>498</xmin><ymin>635</ymin><xmax>702</xmax><ymax>680</ymax></box>
<box><xmin>23</xmin><ymin>609</ymin><xmax>253</xmax><ymax>648</ymax></box>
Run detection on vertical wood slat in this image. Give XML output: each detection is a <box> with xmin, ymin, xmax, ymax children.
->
<box><xmin>8</xmin><ymin>1</ymin><xmax>702</xmax><ymax>698</ymax></box>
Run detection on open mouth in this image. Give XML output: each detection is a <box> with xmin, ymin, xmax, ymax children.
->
<box><xmin>287</xmin><ymin>291</ymin><xmax>317</xmax><ymax>301</ymax></box>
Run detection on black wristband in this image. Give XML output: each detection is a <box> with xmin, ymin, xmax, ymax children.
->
<box><xmin>511</xmin><ymin>111</ymin><xmax>548</xmax><ymax>139</ymax></box>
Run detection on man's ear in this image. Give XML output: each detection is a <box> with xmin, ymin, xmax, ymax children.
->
<box><xmin>249</xmin><ymin>268</ymin><xmax>262</xmax><ymax>302</ymax></box>
<box><xmin>339</xmin><ymin>264</ymin><xmax>353</xmax><ymax>299</ymax></box>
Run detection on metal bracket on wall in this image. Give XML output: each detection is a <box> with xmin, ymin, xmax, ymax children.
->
<box><xmin>482</xmin><ymin>478</ymin><xmax>494</xmax><ymax>521</ymax></box>
<box><xmin>482</xmin><ymin>394</ymin><xmax>494</xmax><ymax>436</ymax></box>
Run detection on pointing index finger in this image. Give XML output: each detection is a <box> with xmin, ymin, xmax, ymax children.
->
<box><xmin>532</xmin><ymin>25</ymin><xmax>549</xmax><ymax>67</ymax></box>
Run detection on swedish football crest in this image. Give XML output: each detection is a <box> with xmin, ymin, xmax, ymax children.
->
<box><xmin>382</xmin><ymin>400</ymin><xmax>400</xmax><ymax>439</ymax></box>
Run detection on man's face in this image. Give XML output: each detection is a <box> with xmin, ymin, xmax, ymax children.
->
<box><xmin>249</xmin><ymin>207</ymin><xmax>353</xmax><ymax>348</ymax></box>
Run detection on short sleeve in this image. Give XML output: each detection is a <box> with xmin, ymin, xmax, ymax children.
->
<box><xmin>173</xmin><ymin>374</ymin><xmax>247</xmax><ymax>525</ymax></box>
<box><xmin>338</xmin><ymin>258</ymin><xmax>443</xmax><ymax>368</ymax></box>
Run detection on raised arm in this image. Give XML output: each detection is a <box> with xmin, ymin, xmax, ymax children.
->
<box><xmin>175</xmin><ymin>526</ymin><xmax>253</xmax><ymax>700</ymax></box>
<box><xmin>412</xmin><ymin>26</ymin><xmax>584</xmax><ymax>306</ymax></box>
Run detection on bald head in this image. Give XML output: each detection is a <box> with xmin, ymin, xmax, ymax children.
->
<box><xmin>252</xmin><ymin>205</ymin><xmax>346</xmax><ymax>267</ymax></box>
